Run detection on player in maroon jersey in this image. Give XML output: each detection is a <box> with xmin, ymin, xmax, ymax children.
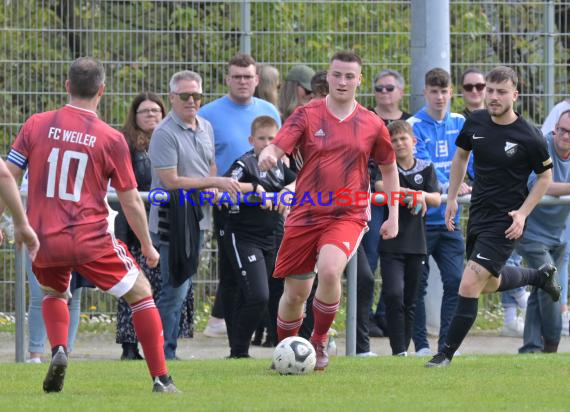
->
<box><xmin>258</xmin><ymin>51</ymin><xmax>400</xmax><ymax>370</ymax></box>
<box><xmin>5</xmin><ymin>57</ymin><xmax>177</xmax><ymax>393</ymax></box>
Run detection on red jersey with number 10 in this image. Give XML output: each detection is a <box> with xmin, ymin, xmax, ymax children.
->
<box><xmin>8</xmin><ymin>105</ymin><xmax>136</xmax><ymax>267</ymax></box>
<box><xmin>274</xmin><ymin>98</ymin><xmax>395</xmax><ymax>226</ymax></box>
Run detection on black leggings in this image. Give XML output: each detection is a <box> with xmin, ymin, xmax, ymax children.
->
<box><xmin>220</xmin><ymin>231</ymin><xmax>276</xmax><ymax>357</ymax></box>
<box><xmin>379</xmin><ymin>252</ymin><xmax>424</xmax><ymax>355</ymax></box>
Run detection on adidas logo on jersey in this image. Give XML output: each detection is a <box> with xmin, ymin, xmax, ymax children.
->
<box><xmin>504</xmin><ymin>141</ymin><xmax>518</xmax><ymax>157</ymax></box>
<box><xmin>314</xmin><ymin>129</ymin><xmax>326</xmax><ymax>138</ymax></box>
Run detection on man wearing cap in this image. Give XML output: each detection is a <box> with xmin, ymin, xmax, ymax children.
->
<box><xmin>279</xmin><ymin>64</ymin><xmax>316</xmax><ymax>121</ymax></box>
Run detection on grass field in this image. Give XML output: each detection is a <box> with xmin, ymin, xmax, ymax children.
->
<box><xmin>0</xmin><ymin>353</ymin><xmax>568</xmax><ymax>411</ymax></box>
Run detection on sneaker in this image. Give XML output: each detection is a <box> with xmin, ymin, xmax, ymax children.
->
<box><xmin>226</xmin><ymin>353</ymin><xmax>252</xmax><ymax>359</ymax></box>
<box><xmin>43</xmin><ymin>346</ymin><xmax>68</xmax><ymax>393</ymax></box>
<box><xmin>500</xmin><ymin>317</ymin><xmax>525</xmax><ymax>337</ymax></box>
<box><xmin>356</xmin><ymin>351</ymin><xmax>378</xmax><ymax>357</ymax></box>
<box><xmin>368</xmin><ymin>322</ymin><xmax>384</xmax><ymax>338</ymax></box>
<box><xmin>395</xmin><ymin>351</ymin><xmax>408</xmax><ymax>357</ymax></box>
<box><xmin>414</xmin><ymin>347</ymin><xmax>432</xmax><ymax>357</ymax></box>
<box><xmin>26</xmin><ymin>357</ymin><xmax>41</xmax><ymax>364</ymax></box>
<box><xmin>203</xmin><ymin>317</ymin><xmax>227</xmax><ymax>338</ymax></box>
<box><xmin>539</xmin><ymin>263</ymin><xmax>561</xmax><ymax>302</ymax></box>
<box><xmin>425</xmin><ymin>352</ymin><xmax>451</xmax><ymax>368</ymax></box>
<box><xmin>311</xmin><ymin>339</ymin><xmax>329</xmax><ymax>371</ymax></box>
<box><xmin>120</xmin><ymin>343</ymin><xmax>144</xmax><ymax>360</ymax></box>
<box><xmin>152</xmin><ymin>375</ymin><xmax>180</xmax><ymax>393</ymax></box>
<box><xmin>562</xmin><ymin>312</ymin><xmax>570</xmax><ymax>337</ymax></box>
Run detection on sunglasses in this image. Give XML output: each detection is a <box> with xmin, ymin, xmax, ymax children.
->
<box><xmin>462</xmin><ymin>83</ymin><xmax>486</xmax><ymax>92</ymax></box>
<box><xmin>136</xmin><ymin>108</ymin><xmax>162</xmax><ymax>115</ymax></box>
<box><xmin>173</xmin><ymin>92</ymin><xmax>203</xmax><ymax>101</ymax></box>
<box><xmin>374</xmin><ymin>85</ymin><xmax>396</xmax><ymax>93</ymax></box>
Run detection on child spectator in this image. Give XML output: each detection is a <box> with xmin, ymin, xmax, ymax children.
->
<box><xmin>377</xmin><ymin>120</ymin><xmax>441</xmax><ymax>356</ymax></box>
<box><xmin>220</xmin><ymin>115</ymin><xmax>296</xmax><ymax>358</ymax></box>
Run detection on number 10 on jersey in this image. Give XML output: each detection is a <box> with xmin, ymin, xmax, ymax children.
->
<box><xmin>47</xmin><ymin>148</ymin><xmax>88</xmax><ymax>202</ymax></box>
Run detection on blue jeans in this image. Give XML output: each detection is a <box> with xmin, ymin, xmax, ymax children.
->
<box><xmin>413</xmin><ymin>225</ymin><xmax>464</xmax><ymax>352</ymax></box>
<box><xmin>153</xmin><ymin>231</ymin><xmax>198</xmax><ymax>359</ymax></box>
<box><xmin>559</xmin><ymin>246</ymin><xmax>569</xmax><ymax>307</ymax></box>
<box><xmin>27</xmin><ymin>258</ymin><xmax>82</xmax><ymax>353</ymax></box>
<box><xmin>516</xmin><ymin>238</ymin><xmax>565</xmax><ymax>353</ymax></box>
<box><xmin>501</xmin><ymin>252</ymin><xmax>526</xmax><ymax>310</ymax></box>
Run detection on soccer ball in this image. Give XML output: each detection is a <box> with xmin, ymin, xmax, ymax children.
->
<box><xmin>272</xmin><ymin>336</ymin><xmax>316</xmax><ymax>375</ymax></box>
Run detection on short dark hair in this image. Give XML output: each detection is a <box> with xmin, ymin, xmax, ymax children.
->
<box><xmin>68</xmin><ymin>57</ymin><xmax>105</xmax><ymax>99</ymax></box>
<box><xmin>228</xmin><ymin>53</ymin><xmax>256</xmax><ymax>70</ymax></box>
<box><xmin>251</xmin><ymin>115</ymin><xmax>278</xmax><ymax>136</ymax></box>
<box><xmin>330</xmin><ymin>50</ymin><xmax>362</xmax><ymax>66</ymax></box>
<box><xmin>460</xmin><ymin>68</ymin><xmax>484</xmax><ymax>85</ymax></box>
<box><xmin>425</xmin><ymin>68</ymin><xmax>451</xmax><ymax>88</ymax></box>
<box><xmin>486</xmin><ymin>66</ymin><xmax>518</xmax><ymax>89</ymax></box>
<box><xmin>387</xmin><ymin>120</ymin><xmax>413</xmax><ymax>138</ymax></box>
<box><xmin>311</xmin><ymin>70</ymin><xmax>329</xmax><ymax>97</ymax></box>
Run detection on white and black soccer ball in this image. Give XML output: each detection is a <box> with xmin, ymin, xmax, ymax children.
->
<box><xmin>272</xmin><ymin>336</ymin><xmax>316</xmax><ymax>375</ymax></box>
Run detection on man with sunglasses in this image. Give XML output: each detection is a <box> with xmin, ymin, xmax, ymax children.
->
<box><xmin>460</xmin><ymin>68</ymin><xmax>486</xmax><ymax>119</ymax></box>
<box><xmin>515</xmin><ymin>109</ymin><xmax>570</xmax><ymax>355</ymax></box>
<box><xmin>148</xmin><ymin>70</ymin><xmax>240</xmax><ymax>359</ymax></box>
<box><xmin>366</xmin><ymin>68</ymin><xmax>411</xmax><ymax>339</ymax></box>
<box><xmin>199</xmin><ymin>53</ymin><xmax>281</xmax><ymax>340</ymax></box>
<box><xmin>370</xmin><ymin>69</ymin><xmax>411</xmax><ymax>126</ymax></box>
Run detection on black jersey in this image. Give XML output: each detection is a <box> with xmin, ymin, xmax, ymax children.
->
<box><xmin>380</xmin><ymin>158</ymin><xmax>440</xmax><ymax>254</ymax></box>
<box><xmin>224</xmin><ymin>149</ymin><xmax>296</xmax><ymax>248</ymax></box>
<box><xmin>456</xmin><ymin>110</ymin><xmax>552</xmax><ymax>227</ymax></box>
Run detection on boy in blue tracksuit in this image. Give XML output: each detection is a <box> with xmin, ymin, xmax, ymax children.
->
<box><xmin>407</xmin><ymin>68</ymin><xmax>473</xmax><ymax>355</ymax></box>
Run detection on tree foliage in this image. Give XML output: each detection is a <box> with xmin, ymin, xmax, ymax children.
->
<box><xmin>0</xmin><ymin>1</ymin><xmax>568</xmax><ymax>155</ymax></box>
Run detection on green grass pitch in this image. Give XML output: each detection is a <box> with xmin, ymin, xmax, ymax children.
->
<box><xmin>0</xmin><ymin>354</ymin><xmax>568</xmax><ymax>411</ymax></box>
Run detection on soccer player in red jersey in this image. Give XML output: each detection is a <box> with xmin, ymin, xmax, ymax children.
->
<box><xmin>4</xmin><ymin>57</ymin><xmax>178</xmax><ymax>393</ymax></box>
<box><xmin>258</xmin><ymin>51</ymin><xmax>400</xmax><ymax>370</ymax></box>
<box><xmin>0</xmin><ymin>158</ymin><xmax>39</xmax><ymax>259</ymax></box>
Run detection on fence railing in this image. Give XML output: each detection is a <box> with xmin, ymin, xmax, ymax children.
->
<box><xmin>7</xmin><ymin>192</ymin><xmax>570</xmax><ymax>360</ymax></box>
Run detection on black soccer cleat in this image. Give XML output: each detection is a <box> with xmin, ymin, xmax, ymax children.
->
<box><xmin>539</xmin><ymin>263</ymin><xmax>561</xmax><ymax>302</ymax></box>
<box><xmin>425</xmin><ymin>352</ymin><xmax>451</xmax><ymax>368</ymax></box>
<box><xmin>43</xmin><ymin>346</ymin><xmax>68</xmax><ymax>393</ymax></box>
<box><xmin>152</xmin><ymin>375</ymin><xmax>181</xmax><ymax>394</ymax></box>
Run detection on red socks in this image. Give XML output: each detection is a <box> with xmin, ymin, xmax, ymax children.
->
<box><xmin>131</xmin><ymin>296</ymin><xmax>168</xmax><ymax>378</ymax></box>
<box><xmin>276</xmin><ymin>316</ymin><xmax>304</xmax><ymax>343</ymax></box>
<box><xmin>42</xmin><ymin>296</ymin><xmax>70</xmax><ymax>351</ymax></box>
<box><xmin>311</xmin><ymin>298</ymin><xmax>339</xmax><ymax>344</ymax></box>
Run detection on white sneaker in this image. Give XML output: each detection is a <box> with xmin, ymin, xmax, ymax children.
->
<box><xmin>356</xmin><ymin>351</ymin><xmax>378</xmax><ymax>357</ymax></box>
<box><xmin>562</xmin><ymin>312</ymin><xmax>570</xmax><ymax>337</ymax></box>
<box><xmin>203</xmin><ymin>317</ymin><xmax>227</xmax><ymax>338</ymax></box>
<box><xmin>414</xmin><ymin>347</ymin><xmax>432</xmax><ymax>356</ymax></box>
<box><xmin>500</xmin><ymin>317</ymin><xmax>524</xmax><ymax>337</ymax></box>
<box><xmin>395</xmin><ymin>351</ymin><xmax>408</xmax><ymax>357</ymax></box>
<box><xmin>26</xmin><ymin>357</ymin><xmax>41</xmax><ymax>364</ymax></box>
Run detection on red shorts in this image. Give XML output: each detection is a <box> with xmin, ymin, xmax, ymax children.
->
<box><xmin>273</xmin><ymin>219</ymin><xmax>368</xmax><ymax>278</ymax></box>
<box><xmin>32</xmin><ymin>237</ymin><xmax>140</xmax><ymax>298</ymax></box>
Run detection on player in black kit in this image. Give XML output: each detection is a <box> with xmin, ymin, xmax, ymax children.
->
<box><xmin>220</xmin><ymin>116</ymin><xmax>296</xmax><ymax>358</ymax></box>
<box><xmin>426</xmin><ymin>66</ymin><xmax>560</xmax><ymax>367</ymax></box>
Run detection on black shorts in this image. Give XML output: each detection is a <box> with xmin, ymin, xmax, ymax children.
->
<box><xmin>465</xmin><ymin>227</ymin><xmax>516</xmax><ymax>277</ymax></box>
